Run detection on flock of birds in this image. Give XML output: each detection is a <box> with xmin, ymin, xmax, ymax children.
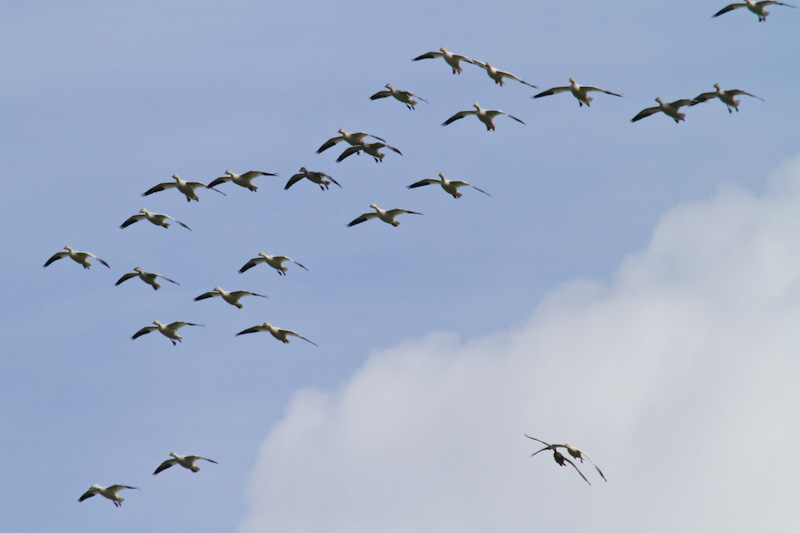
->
<box><xmin>41</xmin><ymin>0</ymin><xmax>794</xmax><ymax>509</ymax></box>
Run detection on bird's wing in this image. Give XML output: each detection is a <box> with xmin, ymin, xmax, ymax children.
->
<box><xmin>380</xmin><ymin>143</ymin><xmax>403</xmax><ymax>155</ymax></box>
<box><xmin>207</xmin><ymin>176</ymin><xmax>231</xmax><ymax>188</ymax></box>
<box><xmin>347</xmin><ymin>212</ymin><xmax>378</xmax><ymax>227</ymax></box>
<box><xmin>412</xmin><ymin>51</ymin><xmax>444</xmax><ymax>61</ymax></box>
<box><xmin>729</xmin><ymin>89</ymin><xmax>764</xmax><ymax>101</ymax></box>
<box><xmin>387</xmin><ymin>209</ymin><xmax>422</xmax><ymax>217</ymax></box>
<box><xmin>153</xmin><ymin>459</ymin><xmax>177</xmax><ymax>475</ymax></box>
<box><xmin>562</xmin><ymin>456</ymin><xmax>592</xmax><ymax>485</ymax></box>
<box><xmin>500</xmin><ymin>112</ymin><xmax>526</xmax><ymax>125</ymax></box>
<box><xmin>170</xmin><ymin>322</ymin><xmax>202</xmax><ymax>330</ymax></box>
<box><xmin>533</xmin><ymin>86</ymin><xmax>570</xmax><ymax>98</ymax></box>
<box><xmin>108</xmin><ymin>485</ymin><xmax>138</xmax><ymax>493</ymax></box>
<box><xmin>712</xmin><ymin>3</ymin><xmax>746</xmax><ymax>16</ymax></box>
<box><xmin>452</xmin><ymin>53</ymin><xmax>473</xmax><ymax>63</ymax></box>
<box><xmin>188</xmin><ymin>456</ymin><xmax>218</xmax><ymax>464</ymax></box>
<box><xmin>471</xmin><ymin>59</ymin><xmax>489</xmax><ymax>71</ymax></box>
<box><xmin>155</xmin><ymin>274</ymin><xmax>180</xmax><ymax>285</ymax></box>
<box><xmin>583</xmin><ymin>86</ymin><xmax>622</xmax><ymax>97</ymax></box>
<box><xmin>336</xmin><ymin>146</ymin><xmax>361</xmax><ymax>163</ymax></box>
<box><xmin>670</xmin><ymin>99</ymin><xmax>698</xmax><ymax>109</ymax></box>
<box><xmin>120</xmin><ymin>214</ymin><xmax>144</xmax><ymax>228</ymax></box>
<box><xmin>78</xmin><ymin>489</ymin><xmax>97</xmax><ymax>501</ymax></box>
<box><xmin>166</xmin><ymin>216</ymin><xmax>191</xmax><ymax>230</ymax></box>
<box><xmin>631</xmin><ymin>106</ymin><xmax>660</xmax><ymax>122</ymax></box>
<box><xmin>320</xmin><ymin>173</ymin><xmax>342</xmax><ymax>188</ymax></box>
<box><xmin>115</xmin><ymin>272</ymin><xmax>138</xmax><ymax>285</ymax></box>
<box><xmin>407</xmin><ymin>179</ymin><xmax>437</xmax><ymax>189</ymax></box>
<box><xmin>236</xmin><ymin>325</ymin><xmax>265</xmax><ymax>336</ymax></box>
<box><xmin>764</xmin><ymin>1</ymin><xmax>797</xmax><ymax>6</ymax></box>
<box><xmin>284</xmin><ymin>173</ymin><xmax>305</xmax><ymax>190</ymax></box>
<box><xmin>277</xmin><ymin>256</ymin><xmax>308</xmax><ymax>270</ymax></box>
<box><xmin>132</xmin><ymin>326</ymin><xmax>155</xmax><ymax>340</ymax></box>
<box><xmin>233</xmin><ymin>291</ymin><xmax>268</xmax><ymax>299</ymax></box>
<box><xmin>286</xmin><ymin>330</ymin><xmax>318</xmax><ymax>347</ymax></box>
<box><xmin>691</xmin><ymin>91</ymin><xmax>717</xmax><ymax>104</ymax></box>
<box><xmin>316</xmin><ymin>136</ymin><xmax>343</xmax><ymax>153</ymax></box>
<box><xmin>580</xmin><ymin>451</ymin><xmax>607</xmax><ymax>482</ymax></box>
<box><xmin>83</xmin><ymin>252</ymin><xmax>109</xmax><ymax>268</ymax></box>
<box><xmin>239</xmin><ymin>257</ymin><xmax>264</xmax><ymax>273</ymax></box>
<box><xmin>204</xmin><ymin>185</ymin><xmax>227</xmax><ymax>196</ymax></box>
<box><xmin>243</xmin><ymin>170</ymin><xmax>277</xmax><ymax>178</ymax></box>
<box><xmin>43</xmin><ymin>252</ymin><xmax>67</xmax><ymax>267</ymax></box>
<box><xmin>499</xmin><ymin>70</ymin><xmax>537</xmax><ymax>88</ymax></box>
<box><xmin>194</xmin><ymin>291</ymin><xmax>219</xmax><ymax>301</ymax></box>
<box><xmin>370</xmin><ymin>90</ymin><xmax>392</xmax><ymax>100</ymax></box>
<box><xmin>528</xmin><ymin>446</ymin><xmax>553</xmax><ymax>458</ymax></box>
<box><xmin>525</xmin><ymin>434</ymin><xmax>553</xmax><ymax>447</ymax></box>
<box><xmin>366</xmin><ymin>132</ymin><xmax>387</xmax><ymax>142</ymax></box>
<box><xmin>441</xmin><ymin>110</ymin><xmax>475</xmax><ymax>126</ymax></box>
<box><xmin>142</xmin><ymin>182</ymin><xmax>174</xmax><ymax>196</ymax></box>
<box><xmin>455</xmin><ymin>181</ymin><xmax>491</xmax><ymax>196</ymax></box>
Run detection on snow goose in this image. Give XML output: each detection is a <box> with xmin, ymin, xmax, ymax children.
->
<box><xmin>713</xmin><ymin>0</ymin><xmax>796</xmax><ymax>21</ymax></box>
<box><xmin>471</xmin><ymin>60</ymin><xmax>537</xmax><ymax>88</ymax></box>
<box><xmin>347</xmin><ymin>203</ymin><xmax>422</xmax><ymax>227</ymax></box>
<box><xmin>442</xmin><ymin>103</ymin><xmax>525</xmax><ymax>131</ymax></box>
<box><xmin>533</xmin><ymin>78</ymin><xmax>622</xmax><ymax>107</ymax></box>
<box><xmin>236</xmin><ymin>321</ymin><xmax>318</xmax><ymax>346</ymax></box>
<box><xmin>207</xmin><ymin>170</ymin><xmax>277</xmax><ymax>192</ymax></box>
<box><xmin>631</xmin><ymin>97</ymin><xmax>697</xmax><ymax>123</ymax></box>
<box><xmin>524</xmin><ymin>435</ymin><xmax>592</xmax><ymax>485</ymax></box>
<box><xmin>238</xmin><ymin>252</ymin><xmax>308</xmax><ymax>276</ymax></box>
<box><xmin>316</xmin><ymin>129</ymin><xmax>386</xmax><ymax>154</ymax></box>
<box><xmin>153</xmin><ymin>452</ymin><xmax>218</xmax><ymax>475</ymax></box>
<box><xmin>142</xmin><ymin>174</ymin><xmax>225</xmax><ymax>202</ymax></box>
<box><xmin>132</xmin><ymin>320</ymin><xmax>204</xmax><ymax>345</ymax></box>
<box><xmin>691</xmin><ymin>83</ymin><xmax>763</xmax><ymax>113</ymax></box>
<box><xmin>412</xmin><ymin>47</ymin><xmax>474</xmax><ymax>74</ymax></box>
<box><xmin>78</xmin><ymin>484</ymin><xmax>138</xmax><ymax>507</ymax></box>
<box><xmin>285</xmin><ymin>167</ymin><xmax>341</xmax><ymax>190</ymax></box>
<box><xmin>407</xmin><ymin>172</ymin><xmax>490</xmax><ymax>198</ymax></box>
<box><xmin>370</xmin><ymin>84</ymin><xmax>428</xmax><ymax>110</ymax></box>
<box><xmin>115</xmin><ymin>267</ymin><xmax>179</xmax><ymax>290</ymax></box>
<box><xmin>336</xmin><ymin>141</ymin><xmax>402</xmax><ymax>163</ymax></box>
<box><xmin>120</xmin><ymin>208</ymin><xmax>191</xmax><ymax>230</ymax></box>
<box><xmin>43</xmin><ymin>245</ymin><xmax>109</xmax><ymax>269</ymax></box>
<box><xmin>525</xmin><ymin>435</ymin><xmax>606</xmax><ymax>482</ymax></box>
<box><xmin>194</xmin><ymin>286</ymin><xmax>267</xmax><ymax>309</ymax></box>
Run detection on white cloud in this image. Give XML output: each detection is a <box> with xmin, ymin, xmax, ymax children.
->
<box><xmin>238</xmin><ymin>155</ymin><xmax>800</xmax><ymax>533</ymax></box>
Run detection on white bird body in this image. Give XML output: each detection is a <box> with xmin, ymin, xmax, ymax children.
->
<box><xmin>143</xmin><ymin>174</ymin><xmax>224</xmax><ymax>201</ymax></box>
<box><xmin>317</xmin><ymin>129</ymin><xmax>386</xmax><ymax>154</ymax></box>
<box><xmin>285</xmin><ymin>167</ymin><xmax>341</xmax><ymax>190</ymax></box>
<box><xmin>153</xmin><ymin>452</ymin><xmax>218</xmax><ymax>475</ymax></box>
<box><xmin>120</xmin><ymin>208</ymin><xmax>191</xmax><ymax>230</ymax></box>
<box><xmin>336</xmin><ymin>141</ymin><xmax>402</xmax><ymax>163</ymax></box>
<box><xmin>132</xmin><ymin>320</ymin><xmax>203</xmax><ymax>345</ymax></box>
<box><xmin>631</xmin><ymin>97</ymin><xmax>697</xmax><ymax>123</ymax></box>
<box><xmin>413</xmin><ymin>47</ymin><xmax>474</xmax><ymax>74</ymax></box>
<box><xmin>370</xmin><ymin>84</ymin><xmax>428</xmax><ymax>110</ymax></box>
<box><xmin>236</xmin><ymin>321</ymin><xmax>318</xmax><ymax>346</ymax></box>
<box><xmin>78</xmin><ymin>484</ymin><xmax>138</xmax><ymax>507</ymax></box>
<box><xmin>347</xmin><ymin>203</ymin><xmax>422</xmax><ymax>227</ymax></box>
<box><xmin>194</xmin><ymin>286</ymin><xmax>267</xmax><ymax>308</ymax></box>
<box><xmin>239</xmin><ymin>252</ymin><xmax>308</xmax><ymax>276</ymax></box>
<box><xmin>691</xmin><ymin>83</ymin><xmax>763</xmax><ymax>113</ymax></box>
<box><xmin>207</xmin><ymin>170</ymin><xmax>277</xmax><ymax>192</ymax></box>
<box><xmin>43</xmin><ymin>245</ymin><xmax>109</xmax><ymax>269</ymax></box>
<box><xmin>115</xmin><ymin>267</ymin><xmax>179</xmax><ymax>290</ymax></box>
<box><xmin>471</xmin><ymin>60</ymin><xmax>537</xmax><ymax>88</ymax></box>
<box><xmin>533</xmin><ymin>78</ymin><xmax>622</xmax><ymax>107</ymax></box>
<box><xmin>713</xmin><ymin>0</ymin><xmax>796</xmax><ymax>21</ymax></box>
<box><xmin>407</xmin><ymin>172</ymin><xmax>490</xmax><ymax>199</ymax></box>
<box><xmin>442</xmin><ymin>102</ymin><xmax>525</xmax><ymax>131</ymax></box>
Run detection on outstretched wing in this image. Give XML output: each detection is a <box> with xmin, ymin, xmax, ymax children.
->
<box><xmin>712</xmin><ymin>3</ymin><xmax>746</xmax><ymax>17</ymax></box>
<box><xmin>120</xmin><ymin>214</ymin><xmax>143</xmax><ymax>229</ymax></box>
<box><xmin>562</xmin><ymin>455</ymin><xmax>592</xmax><ymax>485</ymax></box>
<box><xmin>239</xmin><ymin>257</ymin><xmax>264</xmax><ymax>274</ymax></box>
<box><xmin>336</xmin><ymin>146</ymin><xmax>361</xmax><ymax>163</ymax></box>
<box><xmin>347</xmin><ymin>212</ymin><xmax>378</xmax><ymax>227</ymax></box>
<box><xmin>132</xmin><ymin>326</ymin><xmax>155</xmax><ymax>340</ymax></box>
<box><xmin>236</xmin><ymin>325</ymin><xmax>265</xmax><ymax>336</ymax></box>
<box><xmin>370</xmin><ymin>90</ymin><xmax>392</xmax><ymax>100</ymax></box>
<box><xmin>631</xmin><ymin>106</ymin><xmax>660</xmax><ymax>122</ymax></box>
<box><xmin>207</xmin><ymin>176</ymin><xmax>231</xmax><ymax>188</ymax></box>
<box><xmin>115</xmin><ymin>272</ymin><xmax>138</xmax><ymax>286</ymax></box>
<box><xmin>142</xmin><ymin>182</ymin><xmax>174</xmax><ymax>196</ymax></box>
<box><xmin>316</xmin><ymin>136</ymin><xmax>343</xmax><ymax>154</ymax></box>
<box><xmin>533</xmin><ymin>86</ymin><xmax>570</xmax><ymax>98</ymax></box>
<box><xmin>412</xmin><ymin>51</ymin><xmax>444</xmax><ymax>61</ymax></box>
<box><xmin>407</xmin><ymin>179</ymin><xmax>437</xmax><ymax>189</ymax></box>
<box><xmin>194</xmin><ymin>291</ymin><xmax>219</xmax><ymax>301</ymax></box>
<box><xmin>442</xmin><ymin>110</ymin><xmax>474</xmax><ymax>126</ymax></box>
<box><xmin>286</xmin><ymin>330</ymin><xmax>318</xmax><ymax>347</ymax></box>
<box><xmin>43</xmin><ymin>252</ymin><xmax>67</xmax><ymax>267</ymax></box>
<box><xmin>691</xmin><ymin>91</ymin><xmax>718</xmax><ymax>104</ymax></box>
<box><xmin>456</xmin><ymin>181</ymin><xmax>491</xmax><ymax>196</ymax></box>
<box><xmin>153</xmin><ymin>459</ymin><xmax>177</xmax><ymax>475</ymax></box>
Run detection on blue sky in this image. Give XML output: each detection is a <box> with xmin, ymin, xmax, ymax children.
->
<box><xmin>2</xmin><ymin>1</ymin><xmax>799</xmax><ymax>531</ymax></box>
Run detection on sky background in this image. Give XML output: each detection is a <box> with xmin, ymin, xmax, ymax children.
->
<box><xmin>2</xmin><ymin>0</ymin><xmax>799</xmax><ymax>531</ymax></box>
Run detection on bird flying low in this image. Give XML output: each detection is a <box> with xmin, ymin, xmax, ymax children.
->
<box><xmin>43</xmin><ymin>245</ymin><xmax>109</xmax><ymax>269</ymax></box>
<box><xmin>153</xmin><ymin>452</ymin><xmax>218</xmax><ymax>475</ymax></box>
<box><xmin>712</xmin><ymin>0</ymin><xmax>796</xmax><ymax>21</ymax></box>
<box><xmin>78</xmin><ymin>484</ymin><xmax>138</xmax><ymax>507</ymax></box>
<box><xmin>316</xmin><ymin>129</ymin><xmax>386</xmax><ymax>154</ymax></box>
<box><xmin>407</xmin><ymin>173</ymin><xmax>490</xmax><ymax>199</ymax></box>
<box><xmin>194</xmin><ymin>286</ymin><xmax>267</xmax><ymax>309</ymax></box>
<box><xmin>132</xmin><ymin>320</ymin><xmax>204</xmax><ymax>345</ymax></box>
<box><xmin>238</xmin><ymin>252</ymin><xmax>308</xmax><ymax>276</ymax></box>
<box><xmin>336</xmin><ymin>141</ymin><xmax>402</xmax><ymax>163</ymax></box>
<box><xmin>533</xmin><ymin>78</ymin><xmax>622</xmax><ymax>107</ymax></box>
<box><xmin>142</xmin><ymin>174</ymin><xmax>225</xmax><ymax>202</ymax></box>
<box><xmin>347</xmin><ymin>203</ymin><xmax>423</xmax><ymax>227</ymax></box>
<box><xmin>370</xmin><ymin>84</ymin><xmax>428</xmax><ymax>110</ymax></box>
<box><xmin>285</xmin><ymin>167</ymin><xmax>341</xmax><ymax>190</ymax></box>
<box><xmin>412</xmin><ymin>47</ymin><xmax>474</xmax><ymax>74</ymax></box>
<box><xmin>470</xmin><ymin>60</ymin><xmax>537</xmax><ymax>88</ymax></box>
<box><xmin>690</xmin><ymin>84</ymin><xmax>763</xmax><ymax>113</ymax></box>
<box><xmin>526</xmin><ymin>435</ymin><xmax>606</xmax><ymax>483</ymax></box>
<box><xmin>207</xmin><ymin>170</ymin><xmax>278</xmax><ymax>192</ymax></box>
<box><xmin>115</xmin><ymin>267</ymin><xmax>179</xmax><ymax>290</ymax></box>
<box><xmin>631</xmin><ymin>97</ymin><xmax>698</xmax><ymax>123</ymax></box>
<box><xmin>442</xmin><ymin>103</ymin><xmax>525</xmax><ymax>131</ymax></box>
<box><xmin>236</xmin><ymin>321</ymin><xmax>318</xmax><ymax>346</ymax></box>
<box><xmin>120</xmin><ymin>208</ymin><xmax>191</xmax><ymax>230</ymax></box>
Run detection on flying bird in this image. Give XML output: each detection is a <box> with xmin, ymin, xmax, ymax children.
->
<box><xmin>533</xmin><ymin>78</ymin><xmax>622</xmax><ymax>107</ymax></box>
<box><xmin>407</xmin><ymin>172</ymin><xmax>490</xmax><ymax>199</ymax></box>
<box><xmin>412</xmin><ymin>47</ymin><xmax>474</xmax><ymax>74</ymax></box>
<box><xmin>153</xmin><ymin>452</ymin><xmax>218</xmax><ymax>475</ymax></box>
<box><xmin>470</xmin><ymin>60</ymin><xmax>537</xmax><ymax>88</ymax></box>
<box><xmin>142</xmin><ymin>174</ymin><xmax>225</xmax><ymax>202</ymax></box>
<box><xmin>347</xmin><ymin>203</ymin><xmax>422</xmax><ymax>227</ymax></box>
<box><xmin>525</xmin><ymin>435</ymin><xmax>606</xmax><ymax>482</ymax></box>
<box><xmin>194</xmin><ymin>286</ymin><xmax>267</xmax><ymax>309</ymax></box>
<box><xmin>690</xmin><ymin>84</ymin><xmax>764</xmax><ymax>113</ymax></box>
<box><xmin>236</xmin><ymin>321</ymin><xmax>318</xmax><ymax>346</ymax></box>
<box><xmin>132</xmin><ymin>320</ymin><xmax>204</xmax><ymax>345</ymax></box>
<box><xmin>285</xmin><ymin>167</ymin><xmax>341</xmax><ymax>190</ymax></box>
<box><xmin>316</xmin><ymin>129</ymin><xmax>386</xmax><ymax>154</ymax></box>
<box><xmin>712</xmin><ymin>0</ymin><xmax>796</xmax><ymax>21</ymax></box>
<box><xmin>238</xmin><ymin>252</ymin><xmax>308</xmax><ymax>276</ymax></box>
<box><xmin>115</xmin><ymin>267</ymin><xmax>179</xmax><ymax>290</ymax></box>
<box><xmin>442</xmin><ymin>103</ymin><xmax>525</xmax><ymax>131</ymax></box>
<box><xmin>207</xmin><ymin>170</ymin><xmax>278</xmax><ymax>192</ymax></box>
<box><xmin>525</xmin><ymin>435</ymin><xmax>592</xmax><ymax>485</ymax></box>
<box><xmin>336</xmin><ymin>141</ymin><xmax>402</xmax><ymax>163</ymax></box>
<box><xmin>370</xmin><ymin>83</ymin><xmax>428</xmax><ymax>110</ymax></box>
<box><xmin>43</xmin><ymin>245</ymin><xmax>109</xmax><ymax>269</ymax></box>
<box><xmin>631</xmin><ymin>97</ymin><xmax>697</xmax><ymax>123</ymax></box>
<box><xmin>120</xmin><ymin>208</ymin><xmax>191</xmax><ymax>230</ymax></box>
<box><xmin>78</xmin><ymin>484</ymin><xmax>138</xmax><ymax>507</ymax></box>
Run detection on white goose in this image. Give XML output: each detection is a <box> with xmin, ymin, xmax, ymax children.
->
<box><xmin>207</xmin><ymin>170</ymin><xmax>277</xmax><ymax>192</ymax></box>
<box><xmin>194</xmin><ymin>286</ymin><xmax>267</xmax><ymax>308</ymax></box>
<box><xmin>533</xmin><ymin>78</ymin><xmax>622</xmax><ymax>107</ymax></box>
<box><xmin>336</xmin><ymin>141</ymin><xmax>402</xmax><ymax>163</ymax></box>
<box><xmin>370</xmin><ymin>84</ymin><xmax>428</xmax><ymax>110</ymax></box>
<box><xmin>153</xmin><ymin>452</ymin><xmax>218</xmax><ymax>475</ymax></box>
<box><xmin>120</xmin><ymin>208</ymin><xmax>191</xmax><ymax>230</ymax></box>
<box><xmin>78</xmin><ymin>484</ymin><xmax>138</xmax><ymax>507</ymax></box>
<box><xmin>43</xmin><ymin>245</ymin><xmax>109</xmax><ymax>269</ymax></box>
<box><xmin>317</xmin><ymin>129</ymin><xmax>386</xmax><ymax>154</ymax></box>
<box><xmin>691</xmin><ymin>83</ymin><xmax>764</xmax><ymax>113</ymax></box>
<box><xmin>285</xmin><ymin>167</ymin><xmax>341</xmax><ymax>190</ymax></box>
<box><xmin>407</xmin><ymin>172</ymin><xmax>490</xmax><ymax>199</ymax></box>
<box><xmin>471</xmin><ymin>60</ymin><xmax>537</xmax><ymax>88</ymax></box>
<box><xmin>236</xmin><ymin>321</ymin><xmax>318</xmax><ymax>346</ymax></box>
<box><xmin>132</xmin><ymin>320</ymin><xmax>204</xmax><ymax>345</ymax></box>
<box><xmin>413</xmin><ymin>47</ymin><xmax>474</xmax><ymax>74</ymax></box>
<box><xmin>115</xmin><ymin>267</ymin><xmax>179</xmax><ymax>290</ymax></box>
<box><xmin>347</xmin><ymin>203</ymin><xmax>422</xmax><ymax>227</ymax></box>
<box><xmin>713</xmin><ymin>0</ymin><xmax>796</xmax><ymax>21</ymax></box>
<box><xmin>442</xmin><ymin>103</ymin><xmax>525</xmax><ymax>131</ymax></box>
<box><xmin>239</xmin><ymin>252</ymin><xmax>308</xmax><ymax>276</ymax></box>
<box><xmin>526</xmin><ymin>435</ymin><xmax>606</xmax><ymax>482</ymax></box>
<box><xmin>142</xmin><ymin>174</ymin><xmax>225</xmax><ymax>202</ymax></box>
<box><xmin>631</xmin><ymin>97</ymin><xmax>697</xmax><ymax>123</ymax></box>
